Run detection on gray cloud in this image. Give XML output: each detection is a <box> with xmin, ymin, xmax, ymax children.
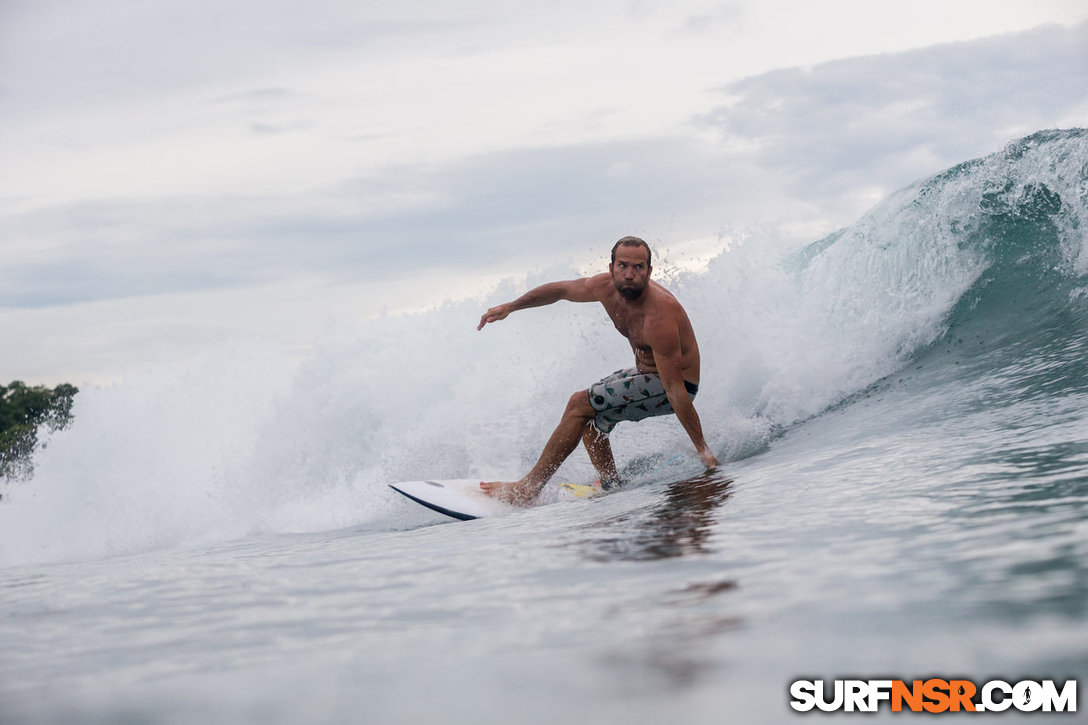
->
<box><xmin>3</xmin><ymin>21</ymin><xmax>1086</xmax><ymax>314</ymax></box>
<box><xmin>672</xmin><ymin>4</ymin><xmax>744</xmax><ymax>35</ymax></box>
<box><xmin>0</xmin><ymin>1</ymin><xmax>494</xmax><ymax>113</ymax></box>
<box><xmin>211</xmin><ymin>87</ymin><xmax>303</xmax><ymax>106</ymax></box>
<box><xmin>699</xmin><ymin>21</ymin><xmax>1088</xmax><ymax>217</ymax></box>
<box><xmin>1</xmin><ymin>136</ymin><xmax>743</xmax><ymax>309</ymax></box>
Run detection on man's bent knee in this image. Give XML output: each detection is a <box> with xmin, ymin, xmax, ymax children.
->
<box><xmin>564</xmin><ymin>390</ymin><xmax>596</xmax><ymax>419</ymax></box>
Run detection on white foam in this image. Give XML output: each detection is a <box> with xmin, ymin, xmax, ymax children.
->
<box><xmin>0</xmin><ymin>237</ymin><xmax>990</xmax><ymax>568</ymax></box>
<box><xmin>0</xmin><ymin>240</ymin><xmax>962</xmax><ymax>566</ymax></box>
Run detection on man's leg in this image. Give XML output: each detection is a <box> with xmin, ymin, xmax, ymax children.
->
<box><xmin>481</xmin><ymin>390</ymin><xmax>597</xmax><ymax>505</ymax></box>
<box><xmin>581</xmin><ymin>423</ymin><xmax>620</xmax><ymax>489</ymax></box>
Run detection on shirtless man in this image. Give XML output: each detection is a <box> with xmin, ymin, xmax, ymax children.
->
<box><xmin>476</xmin><ymin>236</ymin><xmax>720</xmax><ymax>505</ymax></box>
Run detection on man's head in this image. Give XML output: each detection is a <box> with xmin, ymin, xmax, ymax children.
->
<box><xmin>609</xmin><ymin>236</ymin><xmax>652</xmax><ymax>300</ymax></box>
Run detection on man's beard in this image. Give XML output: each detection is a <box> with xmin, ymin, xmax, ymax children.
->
<box><xmin>616</xmin><ymin>281</ymin><xmax>645</xmax><ymax>300</ymax></box>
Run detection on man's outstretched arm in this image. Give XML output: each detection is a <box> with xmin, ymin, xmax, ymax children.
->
<box><xmin>477</xmin><ymin>276</ymin><xmax>602</xmax><ymax>330</ymax></box>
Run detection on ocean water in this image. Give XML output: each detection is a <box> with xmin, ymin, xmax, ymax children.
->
<box><xmin>1</xmin><ymin>129</ymin><xmax>1086</xmax><ymax>723</ymax></box>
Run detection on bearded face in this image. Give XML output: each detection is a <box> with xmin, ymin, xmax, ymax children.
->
<box><xmin>610</xmin><ymin>245</ymin><xmax>651</xmax><ymax>300</ymax></box>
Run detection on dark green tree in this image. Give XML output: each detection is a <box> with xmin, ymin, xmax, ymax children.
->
<box><xmin>0</xmin><ymin>380</ymin><xmax>79</xmax><ymax>482</ymax></box>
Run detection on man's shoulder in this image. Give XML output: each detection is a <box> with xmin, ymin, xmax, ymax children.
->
<box><xmin>560</xmin><ymin>273</ymin><xmax>611</xmax><ymax>303</ymax></box>
<box><xmin>643</xmin><ymin>287</ymin><xmax>689</xmax><ymax>333</ymax></box>
<box><xmin>648</xmin><ymin>283</ymin><xmax>685</xmax><ymax>315</ymax></box>
<box><xmin>583</xmin><ymin>273</ymin><xmax>612</xmax><ymax>295</ymax></box>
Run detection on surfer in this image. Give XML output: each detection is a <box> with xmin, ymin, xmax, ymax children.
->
<box><xmin>476</xmin><ymin>236</ymin><xmax>720</xmax><ymax>505</ymax></box>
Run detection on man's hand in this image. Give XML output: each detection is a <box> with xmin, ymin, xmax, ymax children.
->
<box><xmin>699</xmin><ymin>447</ymin><xmax>720</xmax><ymax>468</ymax></box>
<box><xmin>477</xmin><ymin>303</ymin><xmax>513</xmax><ymax>330</ymax></box>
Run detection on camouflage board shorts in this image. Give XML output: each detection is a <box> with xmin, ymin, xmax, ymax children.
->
<box><xmin>587</xmin><ymin>368</ymin><xmax>699</xmax><ymax>434</ymax></box>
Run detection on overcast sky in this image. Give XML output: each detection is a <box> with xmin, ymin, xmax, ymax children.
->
<box><xmin>2</xmin><ymin>1</ymin><xmax>1087</xmax><ymax>383</ymax></box>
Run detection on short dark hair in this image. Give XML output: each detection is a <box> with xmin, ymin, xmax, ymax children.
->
<box><xmin>610</xmin><ymin>236</ymin><xmax>652</xmax><ymax>266</ymax></box>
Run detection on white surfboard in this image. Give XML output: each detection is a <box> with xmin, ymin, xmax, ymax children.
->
<box><xmin>389</xmin><ymin>479</ymin><xmax>602</xmax><ymax>521</ymax></box>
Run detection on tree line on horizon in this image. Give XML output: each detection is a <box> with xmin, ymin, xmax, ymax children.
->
<box><xmin>0</xmin><ymin>380</ymin><xmax>79</xmax><ymax>484</ymax></box>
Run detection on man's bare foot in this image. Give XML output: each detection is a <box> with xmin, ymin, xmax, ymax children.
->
<box><xmin>598</xmin><ymin>476</ymin><xmax>622</xmax><ymax>491</ymax></box>
<box><xmin>480</xmin><ymin>480</ymin><xmax>539</xmax><ymax>506</ymax></box>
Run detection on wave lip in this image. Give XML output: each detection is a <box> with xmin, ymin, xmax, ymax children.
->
<box><xmin>764</xmin><ymin>128</ymin><xmax>1088</xmax><ymax>414</ymax></box>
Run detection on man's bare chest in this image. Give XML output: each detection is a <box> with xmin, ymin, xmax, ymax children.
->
<box><xmin>604</xmin><ymin>306</ymin><xmax>651</xmax><ymax>351</ymax></box>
